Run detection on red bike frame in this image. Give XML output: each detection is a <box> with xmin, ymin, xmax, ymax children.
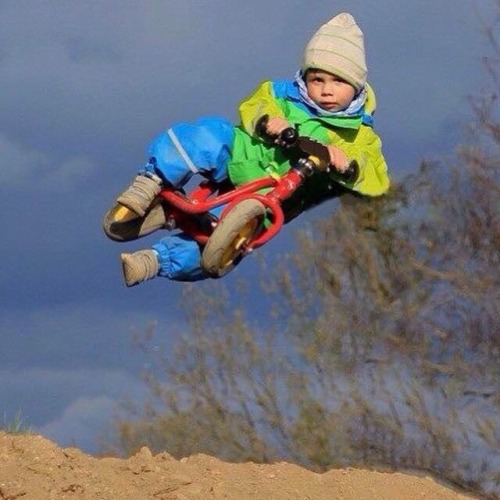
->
<box><xmin>158</xmin><ymin>167</ymin><xmax>305</xmax><ymax>250</ymax></box>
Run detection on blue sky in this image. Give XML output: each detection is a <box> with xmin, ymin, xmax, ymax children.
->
<box><xmin>0</xmin><ymin>0</ymin><xmax>495</xmax><ymax>452</ymax></box>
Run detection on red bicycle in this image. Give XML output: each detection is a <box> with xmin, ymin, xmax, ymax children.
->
<box><xmin>105</xmin><ymin>119</ymin><xmax>358</xmax><ymax>278</ymax></box>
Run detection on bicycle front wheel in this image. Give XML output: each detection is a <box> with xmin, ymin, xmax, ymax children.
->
<box><xmin>201</xmin><ymin>199</ymin><xmax>266</xmax><ymax>278</ymax></box>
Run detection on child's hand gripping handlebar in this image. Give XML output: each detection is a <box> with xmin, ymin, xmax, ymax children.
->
<box><xmin>255</xmin><ymin>115</ymin><xmax>359</xmax><ymax>183</ymax></box>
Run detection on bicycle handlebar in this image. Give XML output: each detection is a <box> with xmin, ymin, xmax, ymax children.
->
<box><xmin>255</xmin><ymin>114</ymin><xmax>359</xmax><ymax>183</ymax></box>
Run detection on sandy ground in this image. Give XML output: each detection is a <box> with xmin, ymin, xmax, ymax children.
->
<box><xmin>0</xmin><ymin>432</ymin><xmax>478</xmax><ymax>500</ymax></box>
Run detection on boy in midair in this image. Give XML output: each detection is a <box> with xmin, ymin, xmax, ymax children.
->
<box><xmin>104</xmin><ymin>13</ymin><xmax>390</xmax><ymax>286</ymax></box>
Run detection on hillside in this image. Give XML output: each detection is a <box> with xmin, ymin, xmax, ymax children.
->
<box><xmin>0</xmin><ymin>432</ymin><xmax>477</xmax><ymax>500</ymax></box>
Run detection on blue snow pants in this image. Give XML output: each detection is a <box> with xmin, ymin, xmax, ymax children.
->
<box><xmin>139</xmin><ymin>117</ymin><xmax>235</xmax><ymax>281</ymax></box>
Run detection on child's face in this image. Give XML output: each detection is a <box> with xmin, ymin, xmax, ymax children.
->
<box><xmin>305</xmin><ymin>69</ymin><xmax>356</xmax><ymax>112</ymax></box>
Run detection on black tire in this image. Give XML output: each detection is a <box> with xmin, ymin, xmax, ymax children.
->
<box><xmin>201</xmin><ymin>199</ymin><xmax>266</xmax><ymax>278</ymax></box>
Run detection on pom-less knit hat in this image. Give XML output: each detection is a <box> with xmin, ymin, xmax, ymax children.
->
<box><xmin>302</xmin><ymin>12</ymin><xmax>367</xmax><ymax>91</ymax></box>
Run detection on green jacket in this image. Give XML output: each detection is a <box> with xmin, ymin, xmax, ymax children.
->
<box><xmin>227</xmin><ymin>79</ymin><xmax>390</xmax><ymax>200</ymax></box>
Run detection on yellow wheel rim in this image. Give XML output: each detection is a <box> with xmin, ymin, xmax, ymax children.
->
<box><xmin>219</xmin><ymin>219</ymin><xmax>259</xmax><ymax>269</ymax></box>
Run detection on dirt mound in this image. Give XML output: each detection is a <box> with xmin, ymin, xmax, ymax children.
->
<box><xmin>0</xmin><ymin>432</ymin><xmax>476</xmax><ymax>500</ymax></box>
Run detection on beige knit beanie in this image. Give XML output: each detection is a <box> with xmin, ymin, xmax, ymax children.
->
<box><xmin>302</xmin><ymin>12</ymin><xmax>367</xmax><ymax>91</ymax></box>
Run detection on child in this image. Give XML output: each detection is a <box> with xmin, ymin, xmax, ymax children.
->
<box><xmin>104</xmin><ymin>12</ymin><xmax>390</xmax><ymax>286</ymax></box>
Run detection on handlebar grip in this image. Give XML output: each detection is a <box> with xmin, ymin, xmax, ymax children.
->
<box><xmin>255</xmin><ymin>114</ymin><xmax>298</xmax><ymax>147</ymax></box>
<box><xmin>279</xmin><ymin>127</ymin><xmax>298</xmax><ymax>147</ymax></box>
<box><xmin>338</xmin><ymin>160</ymin><xmax>359</xmax><ymax>183</ymax></box>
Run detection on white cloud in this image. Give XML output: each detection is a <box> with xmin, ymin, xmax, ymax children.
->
<box><xmin>38</xmin><ymin>395</ymin><xmax>121</xmax><ymax>452</ymax></box>
<box><xmin>41</xmin><ymin>156</ymin><xmax>98</xmax><ymax>189</ymax></box>
<box><xmin>0</xmin><ymin>366</ymin><xmax>147</xmax><ymax>453</ymax></box>
<box><xmin>0</xmin><ymin>134</ymin><xmax>48</xmax><ymax>185</ymax></box>
<box><xmin>0</xmin><ymin>133</ymin><xmax>97</xmax><ymax>189</ymax></box>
